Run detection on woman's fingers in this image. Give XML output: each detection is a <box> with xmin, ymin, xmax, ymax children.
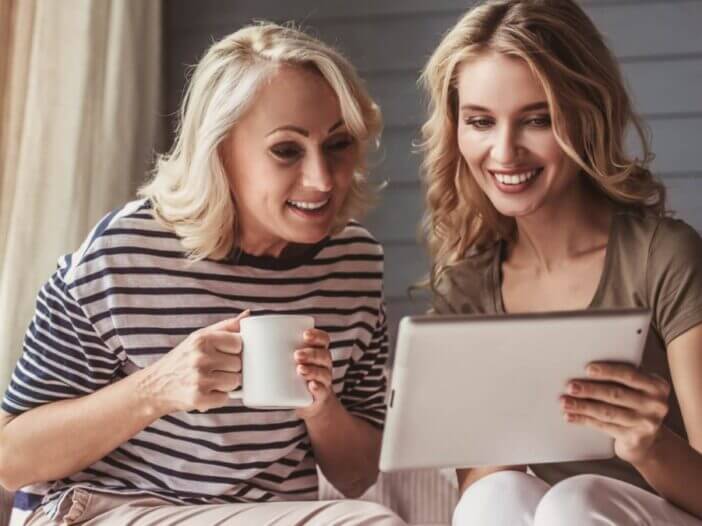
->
<box><xmin>207</xmin><ymin>331</ymin><xmax>243</xmax><ymax>355</ymax></box>
<box><xmin>563</xmin><ymin>412</ymin><xmax>627</xmax><ymax>437</ymax></box>
<box><xmin>207</xmin><ymin>370</ymin><xmax>242</xmax><ymax>392</ymax></box>
<box><xmin>561</xmin><ymin>396</ymin><xmax>641</xmax><ymax>427</ymax></box>
<box><xmin>294</xmin><ymin>347</ymin><xmax>332</xmax><ymax>369</ymax></box>
<box><xmin>297</xmin><ymin>364</ymin><xmax>332</xmax><ymax>388</ymax></box>
<box><xmin>586</xmin><ymin>362</ymin><xmax>670</xmax><ymax>399</ymax></box>
<box><xmin>566</xmin><ymin>380</ymin><xmax>668</xmax><ymax>418</ymax></box>
<box><xmin>303</xmin><ymin>328</ymin><xmax>330</xmax><ymax>348</ymax></box>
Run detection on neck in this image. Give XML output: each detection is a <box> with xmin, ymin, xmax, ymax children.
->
<box><xmin>509</xmin><ymin>180</ymin><xmax>614</xmax><ymax>271</ymax></box>
<box><xmin>237</xmin><ymin>228</ymin><xmax>288</xmax><ymax>258</ymax></box>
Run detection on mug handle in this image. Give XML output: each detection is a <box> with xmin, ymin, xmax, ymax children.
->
<box><xmin>228</xmin><ymin>386</ymin><xmax>244</xmax><ymax>400</ymax></box>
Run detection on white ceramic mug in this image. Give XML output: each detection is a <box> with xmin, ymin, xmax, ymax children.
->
<box><xmin>228</xmin><ymin>314</ymin><xmax>314</xmax><ymax>408</ymax></box>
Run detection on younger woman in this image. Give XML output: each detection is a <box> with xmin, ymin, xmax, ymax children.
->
<box><xmin>420</xmin><ymin>1</ymin><xmax>702</xmax><ymax>524</ymax></box>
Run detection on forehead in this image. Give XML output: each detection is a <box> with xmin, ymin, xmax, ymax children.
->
<box><xmin>456</xmin><ymin>51</ymin><xmax>547</xmax><ymax>112</ymax></box>
<box><xmin>242</xmin><ymin>64</ymin><xmax>342</xmax><ymax>132</ymax></box>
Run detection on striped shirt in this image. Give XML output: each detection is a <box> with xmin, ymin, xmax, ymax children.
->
<box><xmin>2</xmin><ymin>199</ymin><xmax>389</xmax><ymax>523</ymax></box>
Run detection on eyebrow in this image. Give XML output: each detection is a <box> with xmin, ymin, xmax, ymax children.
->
<box><xmin>460</xmin><ymin>102</ymin><xmax>549</xmax><ymax>113</ymax></box>
<box><xmin>266</xmin><ymin>119</ymin><xmax>345</xmax><ymax>137</ymax></box>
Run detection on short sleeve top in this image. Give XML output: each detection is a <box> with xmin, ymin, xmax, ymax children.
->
<box><xmin>431</xmin><ymin>208</ymin><xmax>702</xmax><ymax>491</ymax></box>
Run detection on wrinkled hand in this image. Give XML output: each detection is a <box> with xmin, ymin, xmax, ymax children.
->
<box><xmin>142</xmin><ymin>310</ymin><xmax>250</xmax><ymax>415</ymax></box>
<box><xmin>294</xmin><ymin>328</ymin><xmax>336</xmax><ymax>419</ymax></box>
<box><xmin>561</xmin><ymin>361</ymin><xmax>671</xmax><ymax>465</ymax></box>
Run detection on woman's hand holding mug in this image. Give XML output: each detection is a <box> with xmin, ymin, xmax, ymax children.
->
<box><xmin>294</xmin><ymin>328</ymin><xmax>336</xmax><ymax>419</ymax></box>
<box><xmin>140</xmin><ymin>310</ymin><xmax>250</xmax><ymax>415</ymax></box>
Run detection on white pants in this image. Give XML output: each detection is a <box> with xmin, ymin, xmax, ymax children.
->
<box><xmin>453</xmin><ymin>471</ymin><xmax>702</xmax><ymax>526</ymax></box>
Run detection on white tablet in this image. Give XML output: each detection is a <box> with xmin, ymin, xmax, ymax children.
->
<box><xmin>379</xmin><ymin>309</ymin><xmax>650</xmax><ymax>472</ymax></box>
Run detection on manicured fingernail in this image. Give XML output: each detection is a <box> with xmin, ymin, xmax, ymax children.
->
<box><xmin>298</xmin><ymin>365</ymin><xmax>308</xmax><ymax>374</ymax></box>
<box><xmin>587</xmin><ymin>365</ymin><xmax>600</xmax><ymax>375</ymax></box>
<box><xmin>304</xmin><ymin>331</ymin><xmax>313</xmax><ymax>340</ymax></box>
<box><xmin>568</xmin><ymin>382</ymin><xmax>581</xmax><ymax>394</ymax></box>
<box><xmin>294</xmin><ymin>350</ymin><xmax>304</xmax><ymax>360</ymax></box>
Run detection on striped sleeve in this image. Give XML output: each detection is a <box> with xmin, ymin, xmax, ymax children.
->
<box><xmin>338</xmin><ymin>302</ymin><xmax>389</xmax><ymax>429</ymax></box>
<box><xmin>1</xmin><ymin>261</ymin><xmax>122</xmax><ymax>415</ymax></box>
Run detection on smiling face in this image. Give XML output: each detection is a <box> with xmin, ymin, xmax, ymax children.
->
<box><xmin>456</xmin><ymin>51</ymin><xmax>581</xmax><ymax>219</ymax></box>
<box><xmin>223</xmin><ymin>64</ymin><xmax>357</xmax><ymax>256</ymax></box>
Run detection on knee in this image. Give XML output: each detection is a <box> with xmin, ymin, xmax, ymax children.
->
<box><xmin>534</xmin><ymin>474</ymin><xmax>616</xmax><ymax>525</ymax></box>
<box><xmin>453</xmin><ymin>471</ymin><xmax>548</xmax><ymax>526</ymax></box>
<box><xmin>335</xmin><ymin>500</ymin><xmax>406</xmax><ymax>526</ymax></box>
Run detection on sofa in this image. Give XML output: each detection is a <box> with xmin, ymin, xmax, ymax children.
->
<box><xmin>0</xmin><ymin>469</ymin><xmax>458</xmax><ymax>526</ymax></box>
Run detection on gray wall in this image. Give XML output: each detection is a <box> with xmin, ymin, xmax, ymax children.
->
<box><xmin>165</xmin><ymin>0</ymin><xmax>702</xmax><ymax>337</ymax></box>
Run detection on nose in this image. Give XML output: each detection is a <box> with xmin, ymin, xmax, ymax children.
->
<box><xmin>490</xmin><ymin>124</ymin><xmax>521</xmax><ymax>165</ymax></box>
<box><xmin>301</xmin><ymin>149</ymin><xmax>333</xmax><ymax>192</ymax></box>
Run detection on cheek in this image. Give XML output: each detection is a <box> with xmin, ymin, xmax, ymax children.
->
<box><xmin>524</xmin><ymin>132</ymin><xmax>563</xmax><ymax>165</ymax></box>
<box><xmin>458</xmin><ymin>134</ymin><xmax>487</xmax><ymax>183</ymax></box>
<box><xmin>458</xmin><ymin>131</ymin><xmax>484</xmax><ymax>165</ymax></box>
<box><xmin>333</xmin><ymin>157</ymin><xmax>357</xmax><ymax>189</ymax></box>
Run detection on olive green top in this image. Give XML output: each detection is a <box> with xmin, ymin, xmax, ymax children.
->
<box><xmin>431</xmin><ymin>208</ymin><xmax>702</xmax><ymax>491</ymax></box>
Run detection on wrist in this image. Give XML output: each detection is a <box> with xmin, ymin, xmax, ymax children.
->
<box><xmin>128</xmin><ymin>366</ymin><xmax>172</xmax><ymax>421</ymax></box>
<box><xmin>302</xmin><ymin>393</ymin><xmax>343</xmax><ymax>424</ymax></box>
<box><xmin>632</xmin><ymin>426</ymin><xmax>672</xmax><ymax>472</ymax></box>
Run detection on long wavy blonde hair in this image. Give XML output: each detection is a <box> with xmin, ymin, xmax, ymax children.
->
<box><xmin>139</xmin><ymin>22</ymin><xmax>382</xmax><ymax>261</ymax></box>
<box><xmin>419</xmin><ymin>0</ymin><xmax>666</xmax><ymax>285</ymax></box>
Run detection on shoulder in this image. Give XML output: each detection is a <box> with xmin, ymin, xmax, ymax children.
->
<box><xmin>649</xmin><ymin>215</ymin><xmax>702</xmax><ymax>259</ymax></box>
<box><xmin>431</xmin><ymin>242</ymin><xmax>500</xmax><ymax>315</ymax></box>
<box><xmin>615</xmin><ymin>209</ymin><xmax>702</xmax><ymax>269</ymax></box>
<box><xmin>632</xmin><ymin>214</ymin><xmax>702</xmax><ymax>343</ymax></box>
<box><xmin>615</xmin><ymin>207</ymin><xmax>695</xmax><ymax>247</ymax></box>
<box><xmin>615</xmin><ymin>208</ymin><xmax>700</xmax><ymax>251</ymax></box>
<box><xmin>324</xmin><ymin>221</ymin><xmax>384</xmax><ymax>258</ymax></box>
<box><xmin>610</xmin><ymin>209</ymin><xmax>702</xmax><ymax>283</ymax></box>
<box><xmin>61</xmin><ymin>198</ymin><xmax>178</xmax><ymax>284</ymax></box>
<box><xmin>646</xmin><ymin>214</ymin><xmax>702</xmax><ymax>290</ymax></box>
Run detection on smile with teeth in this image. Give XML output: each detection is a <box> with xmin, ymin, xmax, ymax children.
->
<box><xmin>287</xmin><ymin>198</ymin><xmax>330</xmax><ymax>211</ymax></box>
<box><xmin>491</xmin><ymin>168</ymin><xmax>541</xmax><ymax>186</ymax></box>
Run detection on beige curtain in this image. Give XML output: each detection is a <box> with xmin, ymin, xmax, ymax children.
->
<box><xmin>0</xmin><ymin>0</ymin><xmax>162</xmax><ymax>392</ymax></box>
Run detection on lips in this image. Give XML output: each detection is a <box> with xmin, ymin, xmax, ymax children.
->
<box><xmin>285</xmin><ymin>197</ymin><xmax>332</xmax><ymax>218</ymax></box>
<box><xmin>286</xmin><ymin>198</ymin><xmax>330</xmax><ymax>211</ymax></box>
<box><xmin>488</xmin><ymin>167</ymin><xmax>543</xmax><ymax>193</ymax></box>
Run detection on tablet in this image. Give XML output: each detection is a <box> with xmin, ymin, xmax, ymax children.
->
<box><xmin>379</xmin><ymin>309</ymin><xmax>651</xmax><ymax>472</ymax></box>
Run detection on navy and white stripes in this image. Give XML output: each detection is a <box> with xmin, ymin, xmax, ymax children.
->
<box><xmin>2</xmin><ymin>198</ymin><xmax>389</xmax><ymax>522</ymax></box>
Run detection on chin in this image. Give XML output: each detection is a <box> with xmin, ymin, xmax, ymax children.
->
<box><xmin>286</xmin><ymin>226</ymin><xmax>332</xmax><ymax>245</ymax></box>
<box><xmin>491</xmin><ymin>197</ymin><xmax>542</xmax><ymax>219</ymax></box>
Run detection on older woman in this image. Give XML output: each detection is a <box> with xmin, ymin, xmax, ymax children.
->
<box><xmin>0</xmin><ymin>23</ymin><xmax>404</xmax><ymax>526</ymax></box>
<box><xmin>419</xmin><ymin>1</ymin><xmax>702</xmax><ymax>524</ymax></box>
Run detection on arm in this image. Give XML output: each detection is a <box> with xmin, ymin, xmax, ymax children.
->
<box><xmin>0</xmin><ymin>314</ymin><xmax>247</xmax><ymax>491</ymax></box>
<box><xmin>561</xmin><ymin>323</ymin><xmax>702</xmax><ymax>519</ymax></box>
<box><xmin>304</xmin><ymin>393</ymin><xmax>382</xmax><ymax>498</ymax></box>
<box><xmin>632</xmin><ymin>324</ymin><xmax>702</xmax><ymax>517</ymax></box>
<box><xmin>0</xmin><ymin>370</ymin><xmax>160</xmax><ymax>490</ymax></box>
<box><xmin>294</xmin><ymin>325</ymin><xmax>386</xmax><ymax>498</ymax></box>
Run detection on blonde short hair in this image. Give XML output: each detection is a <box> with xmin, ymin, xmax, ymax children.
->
<box><xmin>139</xmin><ymin>22</ymin><xmax>382</xmax><ymax>261</ymax></box>
<box><xmin>419</xmin><ymin>0</ymin><xmax>666</xmax><ymax>282</ymax></box>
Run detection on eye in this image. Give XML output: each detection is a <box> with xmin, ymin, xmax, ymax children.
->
<box><xmin>464</xmin><ymin>117</ymin><xmax>494</xmax><ymax>130</ymax></box>
<box><xmin>324</xmin><ymin>134</ymin><xmax>355</xmax><ymax>153</ymax></box>
<box><xmin>270</xmin><ymin>142</ymin><xmax>303</xmax><ymax>161</ymax></box>
<box><xmin>525</xmin><ymin>115</ymin><xmax>552</xmax><ymax>128</ymax></box>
